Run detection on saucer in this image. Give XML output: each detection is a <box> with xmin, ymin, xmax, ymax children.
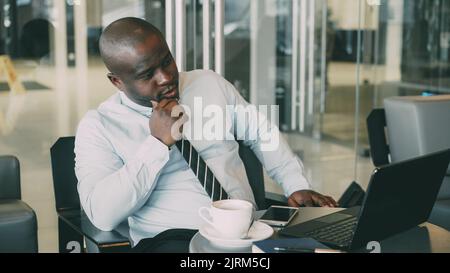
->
<box><xmin>189</xmin><ymin>232</ymin><xmax>251</xmax><ymax>253</ymax></box>
<box><xmin>199</xmin><ymin>221</ymin><xmax>273</xmax><ymax>249</ymax></box>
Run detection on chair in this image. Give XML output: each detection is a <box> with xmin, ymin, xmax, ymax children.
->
<box><xmin>50</xmin><ymin>136</ymin><xmax>287</xmax><ymax>253</ymax></box>
<box><xmin>367</xmin><ymin>95</ymin><xmax>450</xmax><ymax>230</ymax></box>
<box><xmin>0</xmin><ymin>155</ymin><xmax>38</xmax><ymax>253</ymax></box>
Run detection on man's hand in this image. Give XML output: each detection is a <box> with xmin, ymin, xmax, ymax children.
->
<box><xmin>150</xmin><ymin>98</ymin><xmax>184</xmax><ymax>147</ymax></box>
<box><xmin>288</xmin><ymin>190</ymin><xmax>338</xmax><ymax>208</ymax></box>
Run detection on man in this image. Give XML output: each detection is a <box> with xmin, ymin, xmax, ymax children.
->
<box><xmin>74</xmin><ymin>17</ymin><xmax>337</xmax><ymax>252</ymax></box>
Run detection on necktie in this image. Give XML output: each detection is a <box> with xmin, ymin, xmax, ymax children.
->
<box><xmin>175</xmin><ymin>139</ymin><xmax>229</xmax><ymax>201</ymax></box>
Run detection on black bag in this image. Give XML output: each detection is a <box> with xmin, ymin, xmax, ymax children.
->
<box><xmin>338</xmin><ymin>181</ymin><xmax>366</xmax><ymax>208</ymax></box>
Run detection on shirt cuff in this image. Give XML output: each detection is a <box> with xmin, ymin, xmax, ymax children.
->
<box><xmin>283</xmin><ymin>177</ymin><xmax>312</xmax><ymax>198</ymax></box>
<box><xmin>135</xmin><ymin>135</ymin><xmax>170</xmax><ymax>165</ymax></box>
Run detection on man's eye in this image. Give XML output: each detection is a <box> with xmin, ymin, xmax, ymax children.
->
<box><xmin>162</xmin><ymin>56</ymin><xmax>172</xmax><ymax>67</ymax></box>
<box><xmin>143</xmin><ymin>70</ymin><xmax>154</xmax><ymax>79</ymax></box>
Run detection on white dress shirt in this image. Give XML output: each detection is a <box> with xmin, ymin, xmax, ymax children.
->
<box><xmin>74</xmin><ymin>70</ymin><xmax>310</xmax><ymax>245</ymax></box>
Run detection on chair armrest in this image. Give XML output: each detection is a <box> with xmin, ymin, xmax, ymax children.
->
<box><xmin>264</xmin><ymin>192</ymin><xmax>288</xmax><ymax>207</ymax></box>
<box><xmin>0</xmin><ymin>156</ymin><xmax>21</xmax><ymax>200</ymax></box>
<box><xmin>0</xmin><ymin>200</ymin><xmax>38</xmax><ymax>252</ymax></box>
<box><xmin>58</xmin><ymin>209</ymin><xmax>130</xmax><ymax>249</ymax></box>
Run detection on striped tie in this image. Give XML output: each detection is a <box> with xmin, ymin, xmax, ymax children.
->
<box><xmin>175</xmin><ymin>139</ymin><xmax>229</xmax><ymax>201</ymax></box>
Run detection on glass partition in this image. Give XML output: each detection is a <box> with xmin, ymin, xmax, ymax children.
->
<box><xmin>356</xmin><ymin>0</ymin><xmax>450</xmax><ymax>182</ymax></box>
<box><xmin>2</xmin><ymin>0</ymin><xmax>450</xmax><ymax>252</ymax></box>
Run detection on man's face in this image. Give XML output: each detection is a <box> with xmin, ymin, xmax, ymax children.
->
<box><xmin>109</xmin><ymin>33</ymin><xmax>179</xmax><ymax>107</ymax></box>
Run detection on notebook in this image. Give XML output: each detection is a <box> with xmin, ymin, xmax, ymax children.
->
<box><xmin>252</xmin><ymin>238</ymin><xmax>331</xmax><ymax>253</ymax></box>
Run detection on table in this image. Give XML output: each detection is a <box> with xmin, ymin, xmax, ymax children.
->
<box><xmin>189</xmin><ymin>207</ymin><xmax>450</xmax><ymax>253</ymax></box>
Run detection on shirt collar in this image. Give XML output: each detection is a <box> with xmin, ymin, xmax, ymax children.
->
<box><xmin>119</xmin><ymin>91</ymin><xmax>153</xmax><ymax>117</ymax></box>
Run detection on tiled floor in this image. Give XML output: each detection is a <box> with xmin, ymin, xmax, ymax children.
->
<box><xmin>0</xmin><ymin>61</ymin><xmax>375</xmax><ymax>252</ymax></box>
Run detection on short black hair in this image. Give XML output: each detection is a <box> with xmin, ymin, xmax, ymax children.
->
<box><xmin>99</xmin><ymin>17</ymin><xmax>164</xmax><ymax>74</ymax></box>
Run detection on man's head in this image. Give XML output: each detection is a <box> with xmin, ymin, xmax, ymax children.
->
<box><xmin>100</xmin><ymin>17</ymin><xmax>179</xmax><ymax>107</ymax></box>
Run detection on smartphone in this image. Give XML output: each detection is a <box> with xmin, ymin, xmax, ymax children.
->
<box><xmin>258</xmin><ymin>205</ymin><xmax>299</xmax><ymax>227</ymax></box>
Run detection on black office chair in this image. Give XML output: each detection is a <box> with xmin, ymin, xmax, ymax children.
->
<box><xmin>50</xmin><ymin>136</ymin><xmax>287</xmax><ymax>253</ymax></box>
<box><xmin>367</xmin><ymin>108</ymin><xmax>450</xmax><ymax>231</ymax></box>
<box><xmin>367</xmin><ymin>109</ymin><xmax>390</xmax><ymax>167</ymax></box>
<box><xmin>0</xmin><ymin>155</ymin><xmax>38</xmax><ymax>253</ymax></box>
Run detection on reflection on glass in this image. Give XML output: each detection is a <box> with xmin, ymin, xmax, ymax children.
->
<box><xmin>0</xmin><ymin>93</ymin><xmax>26</xmax><ymax>136</ymax></box>
<box><xmin>224</xmin><ymin>0</ymin><xmax>251</xmax><ymax>101</ymax></box>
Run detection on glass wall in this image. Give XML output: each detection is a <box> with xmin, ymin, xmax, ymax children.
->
<box><xmin>355</xmin><ymin>0</ymin><xmax>450</xmax><ymax>182</ymax></box>
<box><xmin>218</xmin><ymin>0</ymin><xmax>364</xmax><ymax>196</ymax></box>
<box><xmin>1</xmin><ymin>0</ymin><xmax>450</xmax><ymax>251</ymax></box>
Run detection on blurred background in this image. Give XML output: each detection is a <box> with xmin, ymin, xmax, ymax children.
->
<box><xmin>0</xmin><ymin>0</ymin><xmax>449</xmax><ymax>252</ymax></box>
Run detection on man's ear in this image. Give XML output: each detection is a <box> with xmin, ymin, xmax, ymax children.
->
<box><xmin>107</xmin><ymin>73</ymin><xmax>124</xmax><ymax>91</ymax></box>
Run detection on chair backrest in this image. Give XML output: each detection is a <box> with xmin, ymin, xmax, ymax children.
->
<box><xmin>50</xmin><ymin>137</ymin><xmax>266</xmax><ymax>213</ymax></box>
<box><xmin>368</xmin><ymin>98</ymin><xmax>450</xmax><ymax>200</ymax></box>
<box><xmin>50</xmin><ymin>137</ymin><xmax>80</xmax><ymax>212</ymax></box>
<box><xmin>384</xmin><ymin>95</ymin><xmax>450</xmax><ymax>170</ymax></box>
<box><xmin>238</xmin><ymin>141</ymin><xmax>266</xmax><ymax>209</ymax></box>
<box><xmin>0</xmin><ymin>155</ymin><xmax>21</xmax><ymax>200</ymax></box>
<box><xmin>367</xmin><ymin>108</ymin><xmax>390</xmax><ymax>167</ymax></box>
<box><xmin>384</xmin><ymin>96</ymin><xmax>450</xmax><ymax>200</ymax></box>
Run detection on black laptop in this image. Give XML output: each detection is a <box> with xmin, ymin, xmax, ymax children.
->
<box><xmin>280</xmin><ymin>149</ymin><xmax>450</xmax><ymax>250</ymax></box>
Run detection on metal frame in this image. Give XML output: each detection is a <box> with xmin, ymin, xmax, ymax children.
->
<box><xmin>166</xmin><ymin>0</ymin><xmax>223</xmax><ymax>74</ymax></box>
<box><xmin>299</xmin><ymin>0</ymin><xmax>307</xmax><ymax>132</ymax></box>
<box><xmin>54</xmin><ymin>0</ymin><xmax>68</xmax><ymax>68</ymax></box>
<box><xmin>74</xmin><ymin>0</ymin><xmax>87</xmax><ymax>69</ymax></box>
<box><xmin>202</xmin><ymin>0</ymin><xmax>211</xmax><ymax>70</ymax></box>
<box><xmin>291</xmin><ymin>0</ymin><xmax>299</xmax><ymax>130</ymax></box>
<box><xmin>175</xmin><ymin>0</ymin><xmax>186</xmax><ymax>71</ymax></box>
<box><xmin>214</xmin><ymin>0</ymin><xmax>224</xmax><ymax>76</ymax></box>
<box><xmin>307</xmin><ymin>0</ymin><xmax>315</xmax><ymax>116</ymax></box>
<box><xmin>165</xmin><ymin>0</ymin><xmax>174</xmax><ymax>54</ymax></box>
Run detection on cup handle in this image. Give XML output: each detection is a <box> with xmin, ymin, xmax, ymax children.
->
<box><xmin>198</xmin><ymin>207</ymin><xmax>215</xmax><ymax>227</ymax></box>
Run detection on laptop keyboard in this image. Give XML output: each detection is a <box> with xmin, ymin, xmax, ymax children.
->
<box><xmin>304</xmin><ymin>217</ymin><xmax>358</xmax><ymax>247</ymax></box>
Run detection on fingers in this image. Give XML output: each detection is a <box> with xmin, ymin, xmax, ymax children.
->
<box><xmin>288</xmin><ymin>196</ymin><xmax>313</xmax><ymax>207</ymax></box>
<box><xmin>314</xmin><ymin>197</ymin><xmax>328</xmax><ymax>207</ymax></box>
<box><xmin>287</xmin><ymin>197</ymin><xmax>300</xmax><ymax>208</ymax></box>
<box><xmin>303</xmin><ymin>198</ymin><xmax>314</xmax><ymax>207</ymax></box>
<box><xmin>289</xmin><ymin>191</ymin><xmax>314</xmax><ymax>207</ymax></box>
<box><xmin>311</xmin><ymin>193</ymin><xmax>327</xmax><ymax>207</ymax></box>
<box><xmin>289</xmin><ymin>190</ymin><xmax>338</xmax><ymax>208</ymax></box>
<box><xmin>328</xmin><ymin>196</ymin><xmax>339</xmax><ymax>207</ymax></box>
<box><xmin>151</xmin><ymin>99</ymin><xmax>179</xmax><ymax>117</ymax></box>
<box><xmin>322</xmin><ymin>195</ymin><xmax>338</xmax><ymax>207</ymax></box>
<box><xmin>151</xmin><ymin>98</ymin><xmax>175</xmax><ymax>109</ymax></box>
<box><xmin>297</xmin><ymin>195</ymin><xmax>314</xmax><ymax>207</ymax></box>
<box><xmin>312</xmin><ymin>194</ymin><xmax>338</xmax><ymax>208</ymax></box>
<box><xmin>159</xmin><ymin>98</ymin><xmax>178</xmax><ymax>109</ymax></box>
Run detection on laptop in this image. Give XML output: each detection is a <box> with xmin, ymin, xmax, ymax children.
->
<box><xmin>279</xmin><ymin>149</ymin><xmax>450</xmax><ymax>250</ymax></box>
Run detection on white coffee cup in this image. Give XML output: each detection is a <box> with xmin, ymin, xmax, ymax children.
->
<box><xmin>199</xmin><ymin>199</ymin><xmax>254</xmax><ymax>240</ymax></box>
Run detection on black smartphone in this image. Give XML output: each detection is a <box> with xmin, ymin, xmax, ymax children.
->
<box><xmin>258</xmin><ymin>205</ymin><xmax>298</xmax><ymax>227</ymax></box>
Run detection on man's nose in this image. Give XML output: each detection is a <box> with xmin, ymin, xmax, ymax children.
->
<box><xmin>155</xmin><ymin>68</ymin><xmax>172</xmax><ymax>85</ymax></box>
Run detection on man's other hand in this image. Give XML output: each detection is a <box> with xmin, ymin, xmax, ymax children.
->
<box><xmin>288</xmin><ymin>190</ymin><xmax>338</xmax><ymax>208</ymax></box>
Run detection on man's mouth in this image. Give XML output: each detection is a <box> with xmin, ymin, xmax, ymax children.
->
<box><xmin>159</xmin><ymin>84</ymin><xmax>178</xmax><ymax>100</ymax></box>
